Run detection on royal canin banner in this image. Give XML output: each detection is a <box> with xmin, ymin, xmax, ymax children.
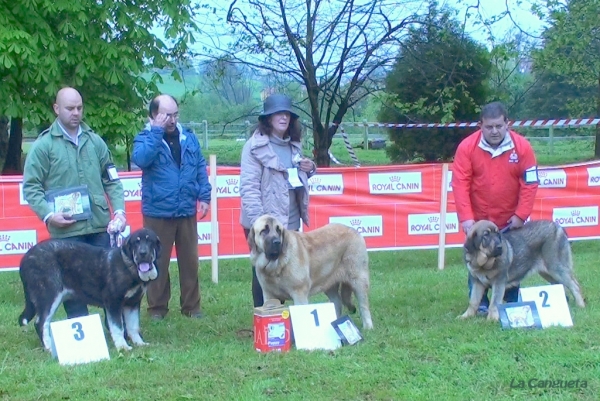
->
<box><xmin>1</xmin><ymin>161</ymin><xmax>599</xmax><ymax>271</ymax></box>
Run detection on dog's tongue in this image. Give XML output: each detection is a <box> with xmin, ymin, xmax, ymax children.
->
<box><xmin>138</xmin><ymin>263</ymin><xmax>151</xmax><ymax>272</ymax></box>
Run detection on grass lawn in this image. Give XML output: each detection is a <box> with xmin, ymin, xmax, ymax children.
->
<box><xmin>1</xmin><ymin>241</ymin><xmax>599</xmax><ymax>400</ymax></box>
<box><xmin>191</xmin><ymin>136</ymin><xmax>595</xmax><ymax>168</ymax></box>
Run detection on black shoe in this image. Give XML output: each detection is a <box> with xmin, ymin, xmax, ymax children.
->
<box><xmin>186</xmin><ymin>312</ymin><xmax>203</xmax><ymax>319</ymax></box>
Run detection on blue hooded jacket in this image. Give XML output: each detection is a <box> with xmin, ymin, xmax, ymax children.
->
<box><xmin>132</xmin><ymin>123</ymin><xmax>211</xmax><ymax>218</ymax></box>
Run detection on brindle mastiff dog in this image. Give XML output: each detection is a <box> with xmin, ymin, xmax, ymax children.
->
<box><xmin>18</xmin><ymin>228</ymin><xmax>160</xmax><ymax>351</ymax></box>
<box><xmin>459</xmin><ymin>220</ymin><xmax>585</xmax><ymax>321</ymax></box>
<box><xmin>248</xmin><ymin>214</ymin><xmax>374</xmax><ymax>329</ymax></box>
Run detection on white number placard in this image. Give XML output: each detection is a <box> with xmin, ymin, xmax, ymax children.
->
<box><xmin>49</xmin><ymin>314</ymin><xmax>110</xmax><ymax>365</ymax></box>
<box><xmin>518</xmin><ymin>284</ymin><xmax>573</xmax><ymax>328</ymax></box>
<box><xmin>289</xmin><ymin>303</ymin><xmax>341</xmax><ymax>351</ymax></box>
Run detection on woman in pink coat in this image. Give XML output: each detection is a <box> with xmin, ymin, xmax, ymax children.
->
<box><xmin>239</xmin><ymin>93</ymin><xmax>317</xmax><ymax>307</ymax></box>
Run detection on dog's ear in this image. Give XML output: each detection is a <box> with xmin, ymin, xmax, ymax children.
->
<box><xmin>464</xmin><ymin>228</ymin><xmax>478</xmax><ymax>254</ymax></box>
<box><xmin>247</xmin><ymin>227</ymin><xmax>257</xmax><ymax>253</ymax></box>
<box><xmin>121</xmin><ymin>232</ymin><xmax>133</xmax><ymax>259</ymax></box>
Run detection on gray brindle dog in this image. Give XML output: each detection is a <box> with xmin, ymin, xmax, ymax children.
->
<box><xmin>18</xmin><ymin>228</ymin><xmax>160</xmax><ymax>351</ymax></box>
<box><xmin>459</xmin><ymin>220</ymin><xmax>585</xmax><ymax>321</ymax></box>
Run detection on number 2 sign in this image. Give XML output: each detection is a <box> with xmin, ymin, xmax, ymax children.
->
<box><xmin>519</xmin><ymin>284</ymin><xmax>574</xmax><ymax>328</ymax></box>
<box><xmin>289</xmin><ymin>303</ymin><xmax>341</xmax><ymax>351</ymax></box>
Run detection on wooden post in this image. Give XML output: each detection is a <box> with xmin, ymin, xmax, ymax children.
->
<box><xmin>438</xmin><ymin>163</ymin><xmax>449</xmax><ymax>270</ymax></box>
<box><xmin>202</xmin><ymin>120</ymin><xmax>208</xmax><ymax>150</ymax></box>
<box><xmin>363</xmin><ymin>119</ymin><xmax>369</xmax><ymax>149</ymax></box>
<box><xmin>245</xmin><ymin>120</ymin><xmax>251</xmax><ymax>139</ymax></box>
<box><xmin>209</xmin><ymin>154</ymin><xmax>219</xmax><ymax>283</ymax></box>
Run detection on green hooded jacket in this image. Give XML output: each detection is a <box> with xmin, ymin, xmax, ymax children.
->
<box><xmin>22</xmin><ymin>119</ymin><xmax>125</xmax><ymax>239</ymax></box>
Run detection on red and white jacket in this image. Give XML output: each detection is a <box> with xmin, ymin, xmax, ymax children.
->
<box><xmin>452</xmin><ymin>130</ymin><xmax>539</xmax><ymax>229</ymax></box>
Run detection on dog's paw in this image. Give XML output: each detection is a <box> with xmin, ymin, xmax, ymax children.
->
<box><xmin>486</xmin><ymin>311</ymin><xmax>500</xmax><ymax>321</ymax></box>
<box><xmin>115</xmin><ymin>343</ymin><xmax>133</xmax><ymax>352</ymax></box>
<box><xmin>133</xmin><ymin>340</ymin><xmax>149</xmax><ymax>347</ymax></box>
<box><xmin>458</xmin><ymin>311</ymin><xmax>474</xmax><ymax>319</ymax></box>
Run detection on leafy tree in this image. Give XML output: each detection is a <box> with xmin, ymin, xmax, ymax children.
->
<box><xmin>531</xmin><ymin>0</ymin><xmax>600</xmax><ymax>157</ymax></box>
<box><xmin>212</xmin><ymin>0</ymin><xmax>428</xmax><ymax>166</ymax></box>
<box><xmin>378</xmin><ymin>5</ymin><xmax>490</xmax><ymax>162</ymax></box>
<box><xmin>0</xmin><ymin>0</ymin><xmax>199</xmax><ymax>172</ymax></box>
<box><xmin>485</xmin><ymin>33</ymin><xmax>537</xmax><ymax>119</ymax></box>
<box><xmin>522</xmin><ymin>69</ymin><xmax>596</xmax><ymax>119</ymax></box>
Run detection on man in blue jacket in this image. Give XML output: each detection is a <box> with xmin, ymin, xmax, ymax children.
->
<box><xmin>132</xmin><ymin>94</ymin><xmax>211</xmax><ymax>320</ymax></box>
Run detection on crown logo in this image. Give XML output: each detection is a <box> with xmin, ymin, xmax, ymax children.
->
<box><xmin>428</xmin><ymin>216</ymin><xmax>439</xmax><ymax>223</ymax></box>
<box><xmin>350</xmin><ymin>219</ymin><xmax>361</xmax><ymax>226</ymax></box>
<box><xmin>538</xmin><ymin>171</ymin><xmax>547</xmax><ymax>178</ymax></box>
<box><xmin>571</xmin><ymin>210</ymin><xmax>581</xmax><ymax>217</ymax></box>
<box><xmin>0</xmin><ymin>234</ymin><xmax>10</xmax><ymax>242</ymax></box>
<box><xmin>137</xmin><ymin>182</ymin><xmax>142</xmax><ymax>188</ymax></box>
<box><xmin>310</xmin><ymin>178</ymin><xmax>321</xmax><ymax>184</ymax></box>
<box><xmin>226</xmin><ymin>178</ymin><xmax>238</xmax><ymax>185</ymax></box>
<box><xmin>389</xmin><ymin>176</ymin><xmax>401</xmax><ymax>183</ymax></box>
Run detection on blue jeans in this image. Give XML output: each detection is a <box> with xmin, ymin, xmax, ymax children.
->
<box><xmin>468</xmin><ymin>273</ymin><xmax>520</xmax><ymax>308</ymax></box>
<box><xmin>63</xmin><ymin>232</ymin><xmax>111</xmax><ymax>318</ymax></box>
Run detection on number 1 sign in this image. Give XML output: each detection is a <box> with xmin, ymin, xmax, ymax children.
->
<box><xmin>518</xmin><ymin>284</ymin><xmax>574</xmax><ymax>328</ymax></box>
<box><xmin>289</xmin><ymin>303</ymin><xmax>341</xmax><ymax>351</ymax></box>
<box><xmin>49</xmin><ymin>314</ymin><xmax>110</xmax><ymax>365</ymax></box>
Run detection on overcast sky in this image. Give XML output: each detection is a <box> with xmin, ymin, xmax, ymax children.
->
<box><xmin>183</xmin><ymin>0</ymin><xmax>546</xmax><ymax>58</ymax></box>
<box><xmin>450</xmin><ymin>0</ymin><xmax>545</xmax><ymax>45</ymax></box>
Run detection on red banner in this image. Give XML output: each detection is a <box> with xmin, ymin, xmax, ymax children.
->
<box><xmin>1</xmin><ymin>161</ymin><xmax>599</xmax><ymax>271</ymax></box>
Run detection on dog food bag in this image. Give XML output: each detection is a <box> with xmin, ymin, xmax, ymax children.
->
<box><xmin>253</xmin><ymin>299</ymin><xmax>291</xmax><ymax>353</ymax></box>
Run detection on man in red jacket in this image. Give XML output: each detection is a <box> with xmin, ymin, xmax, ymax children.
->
<box><xmin>452</xmin><ymin>101</ymin><xmax>539</xmax><ymax>315</ymax></box>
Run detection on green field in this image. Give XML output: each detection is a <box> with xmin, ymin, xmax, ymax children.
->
<box><xmin>185</xmin><ymin>136</ymin><xmax>596</xmax><ymax>168</ymax></box>
<box><xmin>1</xmin><ymin>242</ymin><xmax>599</xmax><ymax>400</ymax></box>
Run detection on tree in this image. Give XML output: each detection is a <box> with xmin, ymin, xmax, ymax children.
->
<box><xmin>522</xmin><ymin>68</ymin><xmax>596</xmax><ymax>119</ymax></box>
<box><xmin>0</xmin><ymin>0</ymin><xmax>200</xmax><ymax>173</ymax></box>
<box><xmin>216</xmin><ymin>0</ymin><xmax>427</xmax><ymax>166</ymax></box>
<box><xmin>378</xmin><ymin>5</ymin><xmax>490</xmax><ymax>162</ymax></box>
<box><xmin>485</xmin><ymin>33</ymin><xmax>538</xmax><ymax>119</ymax></box>
<box><xmin>531</xmin><ymin>0</ymin><xmax>600</xmax><ymax>157</ymax></box>
<box><xmin>201</xmin><ymin>60</ymin><xmax>256</xmax><ymax>106</ymax></box>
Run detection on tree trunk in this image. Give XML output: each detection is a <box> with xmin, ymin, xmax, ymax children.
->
<box><xmin>2</xmin><ymin>117</ymin><xmax>23</xmax><ymax>175</ymax></box>
<box><xmin>126</xmin><ymin>135</ymin><xmax>132</xmax><ymax>171</ymax></box>
<box><xmin>313</xmin><ymin>122</ymin><xmax>334</xmax><ymax>167</ymax></box>
<box><xmin>0</xmin><ymin>116</ymin><xmax>8</xmax><ymax>172</ymax></box>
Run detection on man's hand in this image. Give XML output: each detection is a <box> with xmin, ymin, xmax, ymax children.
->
<box><xmin>108</xmin><ymin>212</ymin><xmax>127</xmax><ymax>233</ymax></box>
<box><xmin>298</xmin><ymin>158</ymin><xmax>315</xmax><ymax>173</ymax></box>
<box><xmin>149</xmin><ymin>113</ymin><xmax>169</xmax><ymax>129</ymax></box>
<box><xmin>197</xmin><ymin>202</ymin><xmax>209</xmax><ymax>220</ymax></box>
<box><xmin>48</xmin><ymin>213</ymin><xmax>77</xmax><ymax>228</ymax></box>
<box><xmin>461</xmin><ymin>219</ymin><xmax>475</xmax><ymax>234</ymax></box>
<box><xmin>507</xmin><ymin>215</ymin><xmax>524</xmax><ymax>230</ymax></box>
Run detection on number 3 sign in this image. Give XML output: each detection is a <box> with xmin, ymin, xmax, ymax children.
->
<box><xmin>289</xmin><ymin>303</ymin><xmax>341</xmax><ymax>351</ymax></box>
<box><xmin>518</xmin><ymin>284</ymin><xmax>574</xmax><ymax>328</ymax></box>
<box><xmin>49</xmin><ymin>314</ymin><xmax>110</xmax><ymax>365</ymax></box>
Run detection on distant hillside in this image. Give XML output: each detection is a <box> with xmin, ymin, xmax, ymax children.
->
<box><xmin>142</xmin><ymin>70</ymin><xmax>200</xmax><ymax>98</ymax></box>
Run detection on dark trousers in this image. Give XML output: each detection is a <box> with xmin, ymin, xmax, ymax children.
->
<box><xmin>144</xmin><ymin>215</ymin><xmax>201</xmax><ymax>317</ymax></box>
<box><xmin>64</xmin><ymin>232</ymin><xmax>111</xmax><ymax>318</ymax></box>
<box><xmin>468</xmin><ymin>273</ymin><xmax>520</xmax><ymax>308</ymax></box>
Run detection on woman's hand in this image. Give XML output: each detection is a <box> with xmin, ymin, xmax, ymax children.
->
<box><xmin>298</xmin><ymin>158</ymin><xmax>315</xmax><ymax>173</ymax></box>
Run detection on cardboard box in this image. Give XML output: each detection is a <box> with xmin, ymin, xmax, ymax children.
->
<box><xmin>253</xmin><ymin>299</ymin><xmax>291</xmax><ymax>353</ymax></box>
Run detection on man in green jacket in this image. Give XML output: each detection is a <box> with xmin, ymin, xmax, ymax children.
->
<box><xmin>23</xmin><ymin>87</ymin><xmax>126</xmax><ymax>318</ymax></box>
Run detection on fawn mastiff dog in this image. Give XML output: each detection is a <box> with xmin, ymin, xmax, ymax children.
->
<box><xmin>248</xmin><ymin>214</ymin><xmax>374</xmax><ymax>329</ymax></box>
